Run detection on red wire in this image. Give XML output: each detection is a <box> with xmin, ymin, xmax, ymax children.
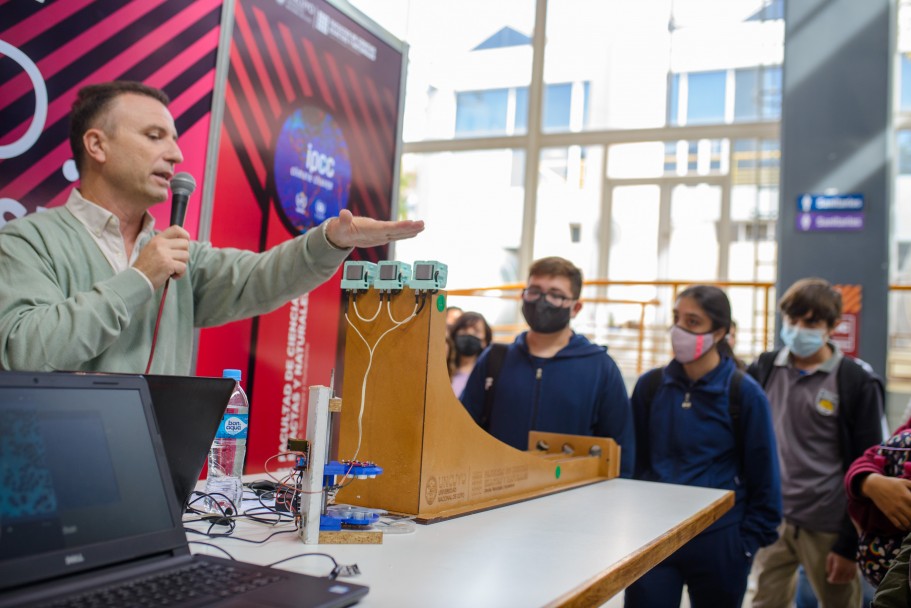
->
<box><xmin>145</xmin><ymin>278</ymin><xmax>171</xmax><ymax>374</ymax></box>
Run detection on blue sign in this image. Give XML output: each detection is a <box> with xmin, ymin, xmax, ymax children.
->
<box><xmin>796</xmin><ymin>212</ymin><xmax>865</xmax><ymax>232</ymax></box>
<box><xmin>797</xmin><ymin>193</ymin><xmax>864</xmax><ymax>213</ymax></box>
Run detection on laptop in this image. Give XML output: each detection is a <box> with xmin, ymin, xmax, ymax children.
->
<box><xmin>142</xmin><ymin>374</ymin><xmax>236</xmax><ymax>509</ymax></box>
<box><xmin>0</xmin><ymin>371</ymin><xmax>368</xmax><ymax>608</ymax></box>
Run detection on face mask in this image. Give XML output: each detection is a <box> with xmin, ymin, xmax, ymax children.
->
<box><xmin>780</xmin><ymin>322</ymin><xmax>827</xmax><ymax>358</ymax></box>
<box><xmin>522</xmin><ymin>299</ymin><xmax>571</xmax><ymax>334</ymax></box>
<box><xmin>670</xmin><ymin>325</ymin><xmax>716</xmax><ymax>364</ymax></box>
<box><xmin>454</xmin><ymin>334</ymin><xmax>483</xmax><ymax>357</ymax></box>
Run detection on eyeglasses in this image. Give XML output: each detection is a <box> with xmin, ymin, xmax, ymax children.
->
<box><xmin>521</xmin><ymin>287</ymin><xmax>574</xmax><ymax>307</ymax></box>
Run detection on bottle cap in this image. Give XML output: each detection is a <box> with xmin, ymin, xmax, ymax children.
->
<box><xmin>222</xmin><ymin>369</ymin><xmax>242</xmax><ymax>382</ymax></box>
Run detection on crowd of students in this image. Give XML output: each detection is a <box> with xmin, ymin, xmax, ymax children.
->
<box><xmin>448</xmin><ymin>257</ymin><xmax>908</xmax><ymax>608</ymax></box>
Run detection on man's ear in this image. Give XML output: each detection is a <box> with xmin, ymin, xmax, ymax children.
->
<box><xmin>570</xmin><ymin>299</ymin><xmax>583</xmax><ymax>318</ymax></box>
<box><xmin>82</xmin><ymin>128</ymin><xmax>107</xmax><ymax>164</ymax></box>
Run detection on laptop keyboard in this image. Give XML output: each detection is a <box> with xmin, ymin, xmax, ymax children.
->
<box><xmin>40</xmin><ymin>561</ymin><xmax>287</xmax><ymax>607</ymax></box>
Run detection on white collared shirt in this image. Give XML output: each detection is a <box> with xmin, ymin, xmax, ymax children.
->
<box><xmin>65</xmin><ymin>189</ymin><xmax>156</xmax><ymax>291</ymax></box>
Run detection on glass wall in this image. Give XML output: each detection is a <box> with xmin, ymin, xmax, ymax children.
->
<box><xmin>351</xmin><ymin>0</ymin><xmax>785</xmax><ymax>348</ymax></box>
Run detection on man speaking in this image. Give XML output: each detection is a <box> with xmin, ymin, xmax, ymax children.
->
<box><xmin>0</xmin><ymin>81</ymin><xmax>424</xmax><ymax>374</ymax></box>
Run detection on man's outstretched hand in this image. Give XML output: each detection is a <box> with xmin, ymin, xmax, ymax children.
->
<box><xmin>325</xmin><ymin>209</ymin><xmax>424</xmax><ymax>249</ymax></box>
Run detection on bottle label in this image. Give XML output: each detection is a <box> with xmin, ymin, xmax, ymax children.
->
<box><xmin>216</xmin><ymin>414</ymin><xmax>249</xmax><ymax>439</ymax></box>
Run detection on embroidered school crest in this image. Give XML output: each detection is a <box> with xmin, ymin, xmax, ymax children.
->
<box><xmin>814</xmin><ymin>389</ymin><xmax>838</xmax><ymax>416</ymax></box>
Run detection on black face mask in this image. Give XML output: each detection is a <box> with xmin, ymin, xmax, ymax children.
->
<box><xmin>522</xmin><ymin>299</ymin><xmax>571</xmax><ymax>334</ymax></box>
<box><xmin>454</xmin><ymin>334</ymin><xmax>484</xmax><ymax>357</ymax></box>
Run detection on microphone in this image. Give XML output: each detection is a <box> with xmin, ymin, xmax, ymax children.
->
<box><xmin>169</xmin><ymin>172</ymin><xmax>196</xmax><ymax>227</ymax></box>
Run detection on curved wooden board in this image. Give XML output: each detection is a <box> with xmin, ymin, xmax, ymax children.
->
<box><xmin>335</xmin><ymin>288</ymin><xmax>621</xmax><ymax>520</ymax></box>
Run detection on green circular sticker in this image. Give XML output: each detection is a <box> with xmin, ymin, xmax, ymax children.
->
<box><xmin>436</xmin><ymin>294</ymin><xmax>446</xmax><ymax>312</ymax></box>
<box><xmin>555</xmin><ymin>465</ymin><xmax>561</xmax><ymax>479</ymax></box>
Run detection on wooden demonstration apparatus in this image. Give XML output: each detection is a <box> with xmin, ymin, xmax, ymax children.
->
<box><xmin>333</xmin><ymin>260</ymin><xmax>621</xmax><ymax>523</ymax></box>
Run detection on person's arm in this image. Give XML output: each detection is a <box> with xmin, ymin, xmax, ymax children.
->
<box><xmin>856</xmin><ymin>475</ymin><xmax>911</xmax><ymax>531</ymax></box>
<box><xmin>187</xmin><ymin>221</ymin><xmax>350</xmax><ymax>326</ymax></box>
<box><xmin>594</xmin><ymin>356</ymin><xmax>634</xmax><ymax>478</ymax></box>
<box><xmin>846</xmin><ymin>420</ymin><xmax>911</xmax><ymax>532</ymax></box>
<box><xmin>0</xmin><ymin>222</ymin><xmax>154</xmax><ymax>371</ymax></box>
<box><xmin>189</xmin><ymin>215</ymin><xmax>423</xmax><ymax>327</ymax></box>
<box><xmin>738</xmin><ymin>379</ymin><xmax>783</xmax><ymax>558</ymax></box>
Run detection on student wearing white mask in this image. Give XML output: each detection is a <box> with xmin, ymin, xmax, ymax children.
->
<box><xmin>748</xmin><ymin>277</ymin><xmax>885</xmax><ymax>608</ymax></box>
<box><xmin>626</xmin><ymin>285</ymin><xmax>781</xmax><ymax>608</ymax></box>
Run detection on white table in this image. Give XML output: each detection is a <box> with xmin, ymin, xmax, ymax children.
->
<box><xmin>188</xmin><ymin>478</ymin><xmax>732</xmax><ymax>608</ymax></box>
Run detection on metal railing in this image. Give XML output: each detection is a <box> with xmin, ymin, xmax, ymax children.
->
<box><xmin>449</xmin><ymin>280</ymin><xmax>911</xmax><ymax>389</ymax></box>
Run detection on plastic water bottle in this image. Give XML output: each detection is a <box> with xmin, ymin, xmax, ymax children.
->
<box><xmin>204</xmin><ymin>369</ymin><xmax>249</xmax><ymax>515</ymax></box>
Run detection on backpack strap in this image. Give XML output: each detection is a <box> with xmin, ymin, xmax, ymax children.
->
<box><xmin>835</xmin><ymin>356</ymin><xmax>887</xmax><ymax>471</ymax></box>
<box><xmin>728</xmin><ymin>368</ymin><xmax>745</xmax><ymax>475</ymax></box>
<box><xmin>481</xmin><ymin>343</ymin><xmax>509</xmax><ymax>430</ymax></box>
<box><xmin>638</xmin><ymin>367</ymin><xmax>665</xmax><ymax>474</ymax></box>
<box><xmin>748</xmin><ymin>349</ymin><xmax>779</xmax><ymax>389</ymax></box>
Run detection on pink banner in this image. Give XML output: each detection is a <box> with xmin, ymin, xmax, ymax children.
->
<box><xmin>0</xmin><ymin>0</ymin><xmax>223</xmax><ymax>237</ymax></box>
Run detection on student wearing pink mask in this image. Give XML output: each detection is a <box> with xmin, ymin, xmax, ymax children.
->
<box><xmin>748</xmin><ymin>277</ymin><xmax>885</xmax><ymax>608</ymax></box>
<box><xmin>626</xmin><ymin>285</ymin><xmax>781</xmax><ymax>608</ymax></box>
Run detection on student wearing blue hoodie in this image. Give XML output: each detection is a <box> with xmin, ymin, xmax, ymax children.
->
<box><xmin>625</xmin><ymin>285</ymin><xmax>782</xmax><ymax>608</ymax></box>
<box><xmin>459</xmin><ymin>256</ymin><xmax>635</xmax><ymax>478</ymax></box>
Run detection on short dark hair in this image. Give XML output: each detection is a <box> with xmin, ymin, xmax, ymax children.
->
<box><xmin>69</xmin><ymin>81</ymin><xmax>170</xmax><ymax>172</ymax></box>
<box><xmin>528</xmin><ymin>257</ymin><xmax>583</xmax><ymax>299</ymax></box>
<box><xmin>677</xmin><ymin>285</ymin><xmax>734</xmax><ymax>359</ymax></box>
<box><xmin>778</xmin><ymin>277</ymin><xmax>841</xmax><ymax>328</ymax></box>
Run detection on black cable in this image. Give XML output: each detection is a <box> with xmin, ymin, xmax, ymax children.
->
<box><xmin>265</xmin><ymin>552</ymin><xmax>338</xmax><ymax>569</ymax></box>
<box><xmin>184</xmin><ymin>522</ymin><xmax>297</xmax><ymax>545</ymax></box>
<box><xmin>187</xmin><ymin>541</ymin><xmax>235</xmax><ymax>560</ymax></box>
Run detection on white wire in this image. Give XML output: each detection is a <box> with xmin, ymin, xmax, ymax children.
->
<box><xmin>338</xmin><ymin>297</ymin><xmax>421</xmax><ymax>490</ymax></box>
<box><xmin>386</xmin><ymin>297</ymin><xmax>415</xmax><ymax>324</ymax></box>
<box><xmin>352</xmin><ymin>295</ymin><xmax>383</xmax><ymax>322</ymax></box>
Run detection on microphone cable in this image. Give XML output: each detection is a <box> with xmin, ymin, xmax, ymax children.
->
<box><xmin>145</xmin><ymin>278</ymin><xmax>171</xmax><ymax>374</ymax></box>
<box><xmin>145</xmin><ymin>172</ymin><xmax>196</xmax><ymax>374</ymax></box>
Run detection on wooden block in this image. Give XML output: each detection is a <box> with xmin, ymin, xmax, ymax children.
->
<box><xmin>318</xmin><ymin>529</ymin><xmax>383</xmax><ymax>544</ymax></box>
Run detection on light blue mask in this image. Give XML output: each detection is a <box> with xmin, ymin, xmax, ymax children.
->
<box><xmin>780</xmin><ymin>322</ymin><xmax>827</xmax><ymax>358</ymax></box>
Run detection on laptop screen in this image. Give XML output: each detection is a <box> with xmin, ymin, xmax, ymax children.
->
<box><xmin>0</xmin><ymin>374</ymin><xmax>186</xmax><ymax>590</ymax></box>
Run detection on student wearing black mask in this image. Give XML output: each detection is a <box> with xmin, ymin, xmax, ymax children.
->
<box><xmin>449</xmin><ymin>312</ymin><xmax>492</xmax><ymax>397</ymax></box>
<box><xmin>458</xmin><ymin>256</ymin><xmax>635</xmax><ymax>478</ymax></box>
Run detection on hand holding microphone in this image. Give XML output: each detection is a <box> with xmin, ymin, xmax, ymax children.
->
<box><xmin>134</xmin><ymin>172</ymin><xmax>196</xmax><ymax>288</ymax></box>
<box><xmin>142</xmin><ymin>172</ymin><xmax>196</xmax><ymax>373</ymax></box>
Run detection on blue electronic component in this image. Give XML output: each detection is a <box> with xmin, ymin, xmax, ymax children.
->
<box><xmin>322</xmin><ymin>506</ymin><xmax>381</xmax><ymax>530</ymax></box>
<box><xmin>340</xmin><ymin>261</ymin><xmax>377</xmax><ymax>291</ymax></box>
<box><xmin>373</xmin><ymin>261</ymin><xmax>411</xmax><ymax>291</ymax></box>
<box><xmin>319</xmin><ymin>461</ymin><xmax>384</xmax><ymax>530</ymax></box>
<box><xmin>323</xmin><ymin>460</ymin><xmax>383</xmax><ymax>480</ymax></box>
<box><xmin>407</xmin><ymin>260</ymin><xmax>447</xmax><ymax>291</ymax></box>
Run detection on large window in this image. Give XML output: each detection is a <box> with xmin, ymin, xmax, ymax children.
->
<box><xmin>455</xmin><ymin>89</ymin><xmax>512</xmax><ymax>136</ymax></box>
<box><xmin>668</xmin><ymin>66</ymin><xmax>782</xmax><ymax>126</ymax></box>
<box><xmin>454</xmin><ymin>82</ymin><xmax>590</xmax><ymax>137</ymax></box>
<box><xmin>351</xmin><ymin>0</ymin><xmax>784</xmax><ymax>366</ymax></box>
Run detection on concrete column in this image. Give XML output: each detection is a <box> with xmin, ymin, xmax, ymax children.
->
<box><xmin>778</xmin><ymin>0</ymin><xmax>893</xmax><ymax>375</ymax></box>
